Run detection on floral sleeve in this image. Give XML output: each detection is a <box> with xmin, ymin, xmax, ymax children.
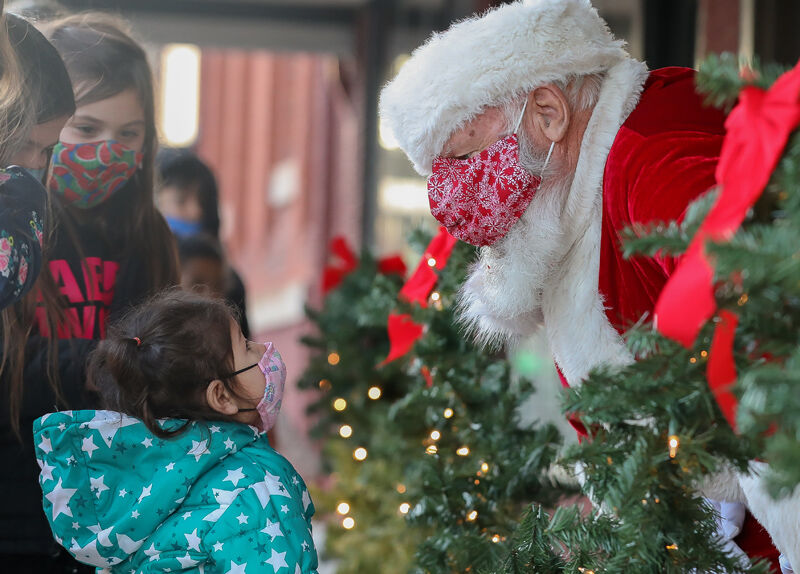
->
<box><xmin>0</xmin><ymin>167</ymin><xmax>46</xmax><ymax>310</ymax></box>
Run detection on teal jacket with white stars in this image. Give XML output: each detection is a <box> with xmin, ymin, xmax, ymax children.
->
<box><xmin>33</xmin><ymin>410</ymin><xmax>318</xmax><ymax>573</ymax></box>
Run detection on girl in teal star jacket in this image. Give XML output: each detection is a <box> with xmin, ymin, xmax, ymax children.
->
<box><xmin>33</xmin><ymin>290</ymin><xmax>318</xmax><ymax>573</ymax></box>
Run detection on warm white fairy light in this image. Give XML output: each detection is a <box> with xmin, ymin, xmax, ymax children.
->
<box><xmin>337</xmin><ymin>502</ymin><xmax>350</xmax><ymax>515</ymax></box>
<box><xmin>456</xmin><ymin>446</ymin><xmax>470</xmax><ymax>457</ymax></box>
<box><xmin>430</xmin><ymin>430</ymin><xmax>441</xmax><ymax>441</ymax></box>
<box><xmin>399</xmin><ymin>502</ymin><xmax>411</xmax><ymax>515</ymax></box>
<box><xmin>426</xmin><ymin>445</ymin><xmax>438</xmax><ymax>455</ymax></box>
<box><xmin>333</xmin><ymin>398</ymin><xmax>347</xmax><ymax>411</ymax></box>
<box><xmin>339</xmin><ymin>424</ymin><xmax>353</xmax><ymax>438</ymax></box>
<box><xmin>668</xmin><ymin>435</ymin><xmax>680</xmax><ymax>458</ymax></box>
<box><xmin>353</xmin><ymin>447</ymin><xmax>368</xmax><ymax>461</ymax></box>
<box><xmin>342</xmin><ymin>517</ymin><xmax>355</xmax><ymax>529</ymax></box>
<box><xmin>367</xmin><ymin>386</ymin><xmax>382</xmax><ymax>400</ymax></box>
<box><xmin>443</xmin><ymin>408</ymin><xmax>454</xmax><ymax>419</ymax></box>
<box><xmin>466</xmin><ymin>510</ymin><xmax>478</xmax><ymax>521</ymax></box>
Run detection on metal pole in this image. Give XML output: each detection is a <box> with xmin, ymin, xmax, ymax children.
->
<box><xmin>360</xmin><ymin>0</ymin><xmax>391</xmax><ymax>249</ymax></box>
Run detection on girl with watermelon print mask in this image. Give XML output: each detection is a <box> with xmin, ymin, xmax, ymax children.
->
<box><xmin>35</xmin><ymin>13</ymin><xmax>179</xmax><ymax>342</ymax></box>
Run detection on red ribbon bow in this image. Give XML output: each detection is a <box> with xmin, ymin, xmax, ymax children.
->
<box><xmin>655</xmin><ymin>60</ymin><xmax>800</xmax><ymax>430</ymax></box>
<box><xmin>380</xmin><ymin>227</ymin><xmax>458</xmax><ymax>366</ymax></box>
<box><xmin>655</xmin><ymin>60</ymin><xmax>800</xmax><ymax>347</ymax></box>
<box><xmin>322</xmin><ymin>237</ymin><xmax>407</xmax><ymax>294</ymax></box>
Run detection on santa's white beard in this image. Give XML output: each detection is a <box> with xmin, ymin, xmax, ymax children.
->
<box><xmin>458</xmin><ymin>136</ymin><xmax>577</xmax><ymax>349</ymax></box>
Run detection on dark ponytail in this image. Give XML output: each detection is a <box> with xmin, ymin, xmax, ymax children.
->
<box><xmin>89</xmin><ymin>289</ymin><xmax>243</xmax><ymax>438</ymax></box>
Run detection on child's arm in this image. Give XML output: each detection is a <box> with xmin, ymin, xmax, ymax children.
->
<box><xmin>0</xmin><ymin>167</ymin><xmax>46</xmax><ymax>310</ymax></box>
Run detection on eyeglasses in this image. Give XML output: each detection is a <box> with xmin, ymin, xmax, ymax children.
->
<box><xmin>208</xmin><ymin>362</ymin><xmax>258</xmax><ymax>384</ymax></box>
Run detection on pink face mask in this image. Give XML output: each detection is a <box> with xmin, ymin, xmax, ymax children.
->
<box><xmin>236</xmin><ymin>342</ymin><xmax>286</xmax><ymax>432</ymax></box>
<box><xmin>427</xmin><ymin>103</ymin><xmax>551</xmax><ymax>246</ymax></box>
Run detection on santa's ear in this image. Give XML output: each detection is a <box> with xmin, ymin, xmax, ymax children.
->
<box><xmin>529</xmin><ymin>85</ymin><xmax>570</xmax><ymax>143</ymax></box>
<box><xmin>206</xmin><ymin>379</ymin><xmax>240</xmax><ymax>416</ymax></box>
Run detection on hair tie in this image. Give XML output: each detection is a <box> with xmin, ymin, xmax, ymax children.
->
<box><xmin>132</xmin><ymin>337</ymin><xmax>142</xmax><ymax>347</ymax></box>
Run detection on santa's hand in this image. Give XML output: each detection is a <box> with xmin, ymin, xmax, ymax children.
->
<box><xmin>701</xmin><ymin>498</ymin><xmax>749</xmax><ymax>572</ymax></box>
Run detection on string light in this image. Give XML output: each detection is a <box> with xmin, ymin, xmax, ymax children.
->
<box><xmin>426</xmin><ymin>445</ymin><xmax>438</xmax><ymax>455</ymax></box>
<box><xmin>689</xmin><ymin>357</ymin><xmax>697</xmax><ymax>364</ymax></box>
<box><xmin>606</xmin><ymin>456</ymin><xmax>613</xmax><ymax>465</ymax></box>
<box><xmin>430</xmin><ymin>430</ymin><xmax>441</xmax><ymax>441</ymax></box>
<box><xmin>327</xmin><ymin>352</ymin><xmax>340</xmax><ymax>365</ymax></box>
<box><xmin>456</xmin><ymin>446</ymin><xmax>470</xmax><ymax>457</ymax></box>
<box><xmin>399</xmin><ymin>502</ymin><xmax>411</xmax><ymax>515</ymax></box>
<box><xmin>466</xmin><ymin>510</ymin><xmax>478</xmax><ymax>521</ymax></box>
<box><xmin>353</xmin><ymin>447</ymin><xmax>368</xmax><ymax>461</ymax></box>
<box><xmin>666</xmin><ymin>543</ymin><xmax>678</xmax><ymax>551</ymax></box>
<box><xmin>333</xmin><ymin>398</ymin><xmax>347</xmax><ymax>411</ymax></box>
<box><xmin>577</xmin><ymin>569</ymin><xmax>595</xmax><ymax>574</ymax></box>
<box><xmin>367</xmin><ymin>386</ymin><xmax>382</xmax><ymax>400</ymax></box>
<box><xmin>491</xmin><ymin>534</ymin><xmax>501</xmax><ymax>543</ymax></box>
<box><xmin>443</xmin><ymin>408</ymin><xmax>454</xmax><ymax>419</ymax></box>
<box><xmin>700</xmin><ymin>350</ymin><xmax>708</xmax><ymax>358</ymax></box>
<box><xmin>318</xmin><ymin>379</ymin><xmax>331</xmax><ymax>391</ymax></box>
<box><xmin>336</xmin><ymin>502</ymin><xmax>350</xmax><ymax>515</ymax></box>
<box><xmin>668</xmin><ymin>435</ymin><xmax>680</xmax><ymax>458</ymax></box>
<box><xmin>737</xmin><ymin>293</ymin><xmax>749</xmax><ymax>306</ymax></box>
<box><xmin>342</xmin><ymin>517</ymin><xmax>355</xmax><ymax>529</ymax></box>
<box><xmin>427</xmin><ymin>257</ymin><xmax>437</xmax><ymax>267</ymax></box>
<box><xmin>430</xmin><ymin>291</ymin><xmax>441</xmax><ymax>302</ymax></box>
<box><xmin>396</xmin><ymin>484</ymin><xmax>406</xmax><ymax>494</ymax></box>
<box><xmin>339</xmin><ymin>424</ymin><xmax>353</xmax><ymax>438</ymax></box>
<box><xmin>480</xmin><ymin>462</ymin><xmax>489</xmax><ymax>473</ymax></box>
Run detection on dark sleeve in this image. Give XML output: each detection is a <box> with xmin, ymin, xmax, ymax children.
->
<box><xmin>226</xmin><ymin>267</ymin><xmax>250</xmax><ymax>338</ymax></box>
<box><xmin>21</xmin><ymin>336</ymin><xmax>99</xmax><ymax>417</ymax></box>
<box><xmin>0</xmin><ymin>168</ymin><xmax>46</xmax><ymax>310</ymax></box>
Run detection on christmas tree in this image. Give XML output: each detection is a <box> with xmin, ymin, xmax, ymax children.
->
<box><xmin>299</xmin><ymin>232</ymin><xmax>570</xmax><ymax>573</ymax></box>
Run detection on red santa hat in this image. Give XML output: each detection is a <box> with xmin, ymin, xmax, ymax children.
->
<box><xmin>379</xmin><ymin>0</ymin><xmax>629</xmax><ymax>176</ymax></box>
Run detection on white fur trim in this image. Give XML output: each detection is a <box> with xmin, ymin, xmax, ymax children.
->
<box><xmin>542</xmin><ymin>58</ymin><xmax>647</xmax><ymax>385</ymax></box>
<box><xmin>379</xmin><ymin>0</ymin><xmax>628</xmax><ymax>175</ymax></box>
<box><xmin>739</xmin><ymin>463</ymin><xmax>800</xmax><ymax>568</ymax></box>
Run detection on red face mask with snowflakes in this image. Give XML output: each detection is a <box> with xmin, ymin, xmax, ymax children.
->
<box><xmin>427</xmin><ymin>103</ymin><xmax>552</xmax><ymax>247</ymax></box>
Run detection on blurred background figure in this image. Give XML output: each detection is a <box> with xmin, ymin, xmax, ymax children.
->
<box><xmin>157</xmin><ymin>151</ymin><xmax>250</xmax><ymax>336</ymax></box>
<box><xmin>177</xmin><ymin>234</ymin><xmax>227</xmax><ymax>297</ymax></box>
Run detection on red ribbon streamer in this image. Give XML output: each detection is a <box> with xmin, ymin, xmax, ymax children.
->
<box><xmin>380</xmin><ymin>227</ymin><xmax>458</xmax><ymax>366</ymax></box>
<box><xmin>655</xmin><ymin>60</ymin><xmax>800</xmax><ymax>347</ymax></box>
<box><xmin>399</xmin><ymin>227</ymin><xmax>458</xmax><ymax>305</ymax></box>
<box><xmin>707</xmin><ymin>310</ymin><xmax>740</xmax><ymax>431</ymax></box>
<box><xmin>322</xmin><ymin>237</ymin><xmax>407</xmax><ymax>294</ymax></box>
<box><xmin>379</xmin><ymin>313</ymin><xmax>425</xmax><ymax>366</ymax></box>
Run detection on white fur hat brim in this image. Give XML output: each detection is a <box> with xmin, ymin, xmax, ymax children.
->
<box><xmin>379</xmin><ymin>0</ymin><xmax>628</xmax><ymax>176</ymax></box>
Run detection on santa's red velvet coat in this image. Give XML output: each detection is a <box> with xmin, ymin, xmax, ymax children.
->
<box><xmin>598</xmin><ymin>67</ymin><xmax>779</xmax><ymax>569</ymax></box>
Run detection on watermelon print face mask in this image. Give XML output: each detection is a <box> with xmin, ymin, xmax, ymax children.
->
<box><xmin>49</xmin><ymin>140</ymin><xmax>143</xmax><ymax>209</ymax></box>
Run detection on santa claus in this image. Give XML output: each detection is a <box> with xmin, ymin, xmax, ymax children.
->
<box><xmin>379</xmin><ymin>0</ymin><xmax>795</xmax><ymax>569</ymax></box>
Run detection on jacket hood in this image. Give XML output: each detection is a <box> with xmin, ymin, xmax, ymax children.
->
<box><xmin>33</xmin><ymin>410</ymin><xmax>262</xmax><ymax>568</ymax></box>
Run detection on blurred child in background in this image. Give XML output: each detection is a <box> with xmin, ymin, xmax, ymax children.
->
<box><xmin>157</xmin><ymin>151</ymin><xmax>250</xmax><ymax>336</ymax></box>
